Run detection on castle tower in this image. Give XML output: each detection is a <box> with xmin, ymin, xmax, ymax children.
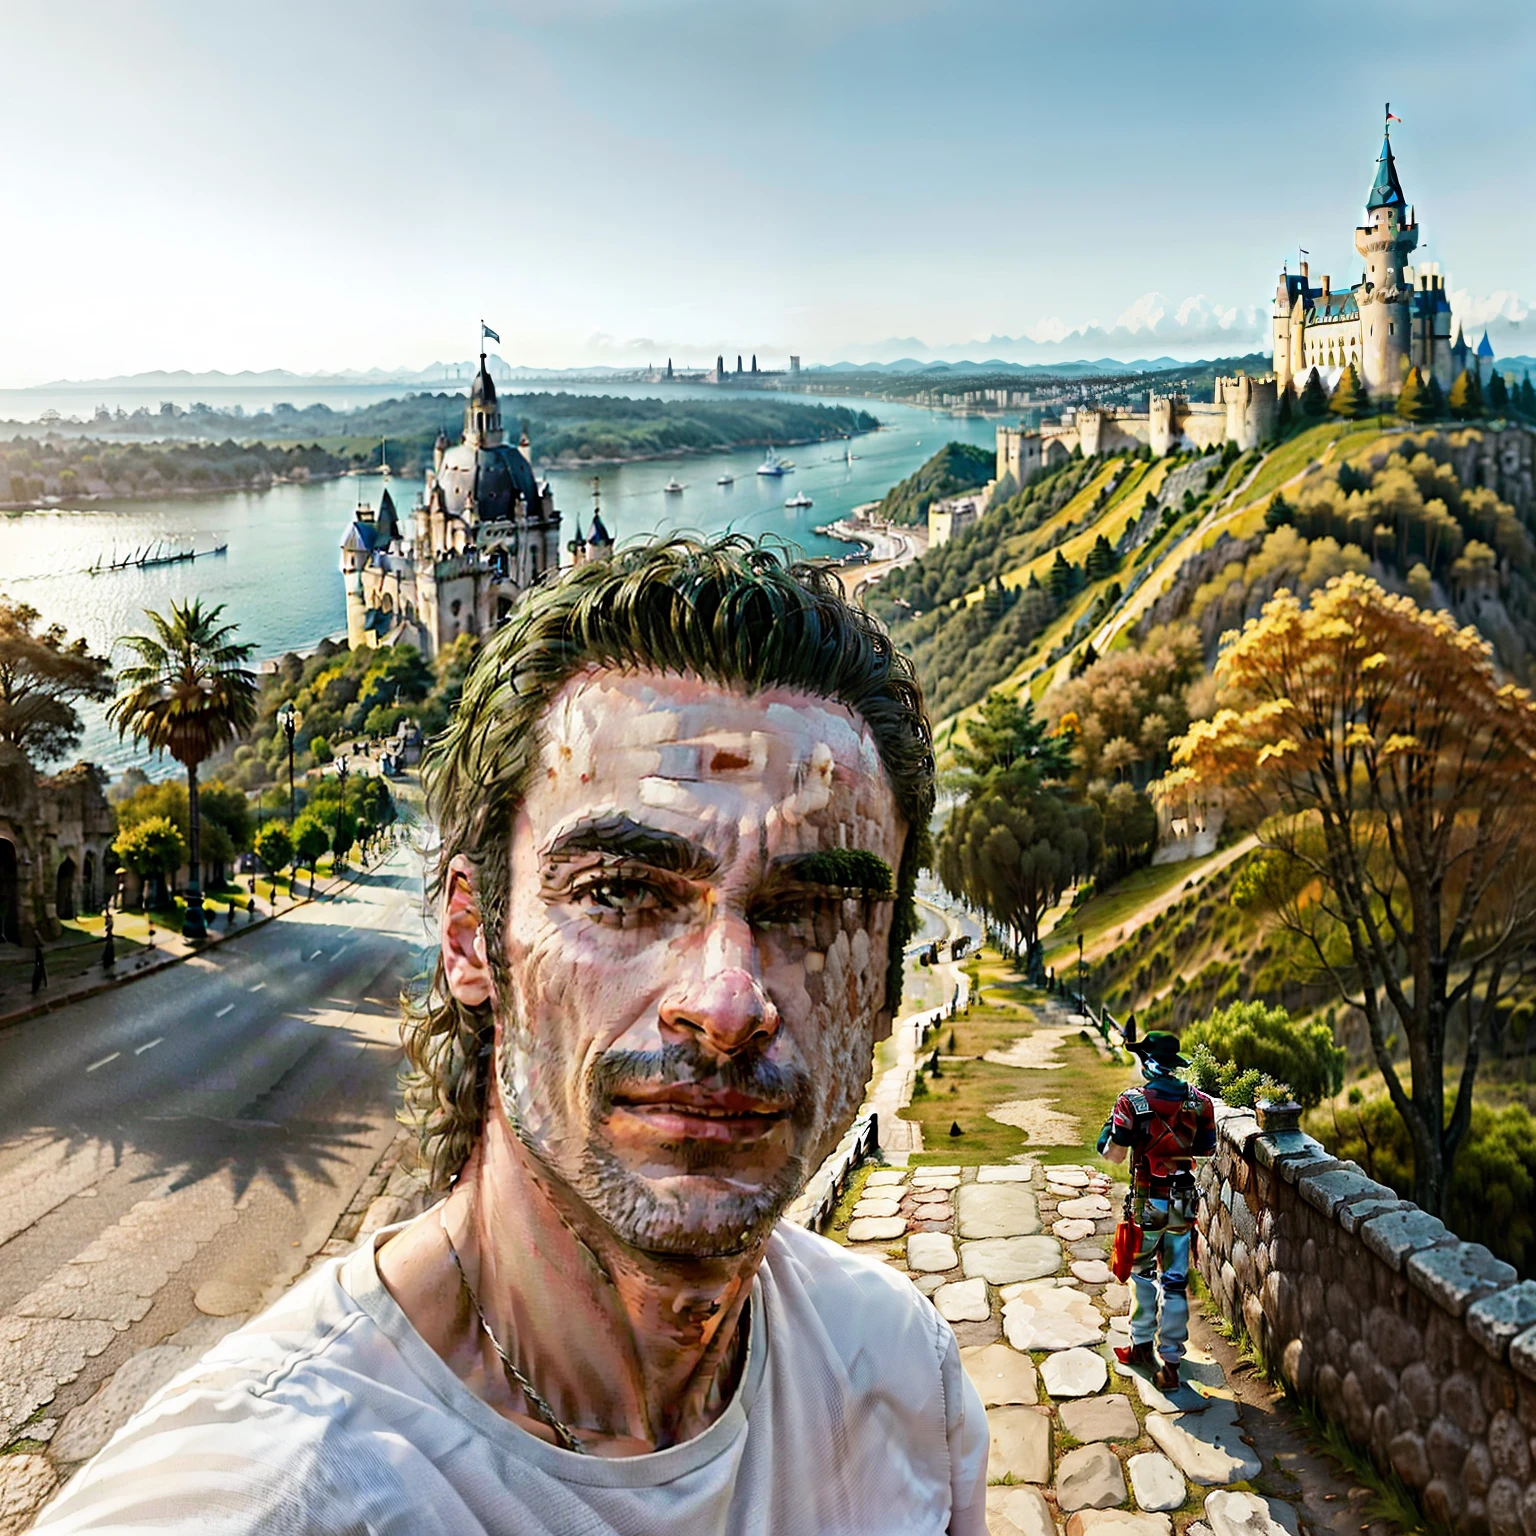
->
<box><xmin>1354</xmin><ymin>114</ymin><xmax>1418</xmax><ymax>394</ymax></box>
<box><xmin>465</xmin><ymin>353</ymin><xmax>505</xmax><ymax>448</ymax></box>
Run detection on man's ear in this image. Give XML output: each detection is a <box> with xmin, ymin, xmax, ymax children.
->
<box><xmin>441</xmin><ymin>855</ymin><xmax>493</xmax><ymax>1007</ymax></box>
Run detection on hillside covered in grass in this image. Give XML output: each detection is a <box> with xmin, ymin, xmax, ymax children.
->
<box><xmin>878</xmin><ymin>416</ymin><xmax>1536</xmax><ymax>1267</ymax></box>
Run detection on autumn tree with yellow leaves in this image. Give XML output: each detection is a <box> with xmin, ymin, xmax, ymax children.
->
<box><xmin>1167</xmin><ymin>573</ymin><xmax>1536</xmax><ymax>1215</ymax></box>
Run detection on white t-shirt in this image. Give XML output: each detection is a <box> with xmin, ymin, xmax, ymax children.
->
<box><xmin>35</xmin><ymin>1217</ymin><xmax>990</xmax><ymax>1535</ymax></box>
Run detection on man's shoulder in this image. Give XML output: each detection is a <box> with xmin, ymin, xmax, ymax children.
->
<box><xmin>765</xmin><ymin>1221</ymin><xmax>947</xmax><ymax>1370</ymax></box>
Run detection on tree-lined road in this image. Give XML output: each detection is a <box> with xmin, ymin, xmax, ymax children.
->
<box><xmin>0</xmin><ymin>844</ymin><xmax>428</xmax><ymax>1464</ymax></box>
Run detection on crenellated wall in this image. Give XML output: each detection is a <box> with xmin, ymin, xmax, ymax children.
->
<box><xmin>1196</xmin><ymin>1103</ymin><xmax>1536</xmax><ymax>1536</ymax></box>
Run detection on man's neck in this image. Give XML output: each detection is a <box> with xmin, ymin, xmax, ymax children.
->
<box><xmin>379</xmin><ymin>1116</ymin><xmax>766</xmax><ymax>1457</ymax></box>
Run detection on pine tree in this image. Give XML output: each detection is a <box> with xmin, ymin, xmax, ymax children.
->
<box><xmin>1396</xmin><ymin>366</ymin><xmax>1432</xmax><ymax>423</ymax></box>
<box><xmin>1519</xmin><ymin>375</ymin><xmax>1536</xmax><ymax>419</ymax></box>
<box><xmin>1278</xmin><ymin>386</ymin><xmax>1295</xmax><ymax>431</ymax></box>
<box><xmin>1487</xmin><ymin>370</ymin><xmax>1510</xmax><ymax>414</ymax></box>
<box><xmin>1449</xmin><ymin>369</ymin><xmax>1484</xmax><ymax>421</ymax></box>
<box><xmin>1085</xmin><ymin>533</ymin><xmax>1117</xmax><ymax>582</ymax></box>
<box><xmin>1264</xmin><ymin>493</ymin><xmax>1293</xmax><ymax>531</ymax></box>
<box><xmin>1048</xmin><ymin>549</ymin><xmax>1075</xmax><ymax>603</ymax></box>
<box><xmin>1330</xmin><ymin>363</ymin><xmax>1367</xmax><ymax>419</ymax></box>
<box><xmin>1299</xmin><ymin>367</ymin><xmax>1328</xmax><ymax>418</ymax></box>
<box><xmin>1426</xmin><ymin>374</ymin><xmax>1447</xmax><ymax>418</ymax></box>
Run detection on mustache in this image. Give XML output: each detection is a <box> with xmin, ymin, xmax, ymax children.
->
<box><xmin>589</xmin><ymin>1042</ymin><xmax>814</xmax><ymax>1118</ymax></box>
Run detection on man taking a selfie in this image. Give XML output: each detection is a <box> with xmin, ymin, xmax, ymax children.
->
<box><xmin>38</xmin><ymin>537</ymin><xmax>989</xmax><ymax>1534</ymax></box>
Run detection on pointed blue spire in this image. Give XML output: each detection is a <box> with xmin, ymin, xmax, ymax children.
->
<box><xmin>1366</xmin><ymin>133</ymin><xmax>1406</xmax><ymax>211</ymax></box>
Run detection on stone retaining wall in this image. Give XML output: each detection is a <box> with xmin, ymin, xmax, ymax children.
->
<box><xmin>1194</xmin><ymin>1103</ymin><xmax>1536</xmax><ymax>1536</ymax></box>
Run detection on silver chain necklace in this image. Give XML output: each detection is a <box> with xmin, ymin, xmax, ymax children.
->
<box><xmin>439</xmin><ymin>1210</ymin><xmax>588</xmax><ymax>1454</ymax></box>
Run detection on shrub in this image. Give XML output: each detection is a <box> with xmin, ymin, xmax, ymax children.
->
<box><xmin>1182</xmin><ymin>1000</ymin><xmax>1344</xmax><ymax>1109</ymax></box>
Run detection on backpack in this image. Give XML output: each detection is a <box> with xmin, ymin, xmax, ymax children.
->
<box><xmin>1121</xmin><ymin>1084</ymin><xmax>1205</xmax><ymax>1171</ymax></box>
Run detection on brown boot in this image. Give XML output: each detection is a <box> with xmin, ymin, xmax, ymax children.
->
<box><xmin>1114</xmin><ymin>1341</ymin><xmax>1156</xmax><ymax>1369</ymax></box>
<box><xmin>1154</xmin><ymin>1359</ymin><xmax>1180</xmax><ymax>1391</ymax></box>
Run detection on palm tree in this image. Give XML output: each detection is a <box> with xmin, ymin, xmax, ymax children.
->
<box><xmin>108</xmin><ymin>600</ymin><xmax>257</xmax><ymax>941</ymax></box>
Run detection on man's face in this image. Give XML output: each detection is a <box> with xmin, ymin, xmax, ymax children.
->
<box><xmin>490</xmin><ymin>668</ymin><xmax>904</xmax><ymax>1257</ymax></box>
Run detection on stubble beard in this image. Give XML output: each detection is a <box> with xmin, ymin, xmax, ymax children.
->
<box><xmin>494</xmin><ymin>1021</ymin><xmax>819</xmax><ymax>1259</ymax></box>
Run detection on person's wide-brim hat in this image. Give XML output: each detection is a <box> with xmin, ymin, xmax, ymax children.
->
<box><xmin>1126</xmin><ymin>1030</ymin><xmax>1190</xmax><ymax>1068</ymax></box>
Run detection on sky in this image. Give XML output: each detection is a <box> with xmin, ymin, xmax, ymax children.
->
<box><xmin>1</xmin><ymin>0</ymin><xmax>1532</xmax><ymax>384</ymax></box>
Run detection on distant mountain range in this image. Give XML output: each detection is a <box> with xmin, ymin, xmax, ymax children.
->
<box><xmin>28</xmin><ymin>351</ymin><xmax>1535</xmax><ymax>394</ymax></box>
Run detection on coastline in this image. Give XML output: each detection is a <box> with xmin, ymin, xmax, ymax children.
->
<box><xmin>0</xmin><ymin>426</ymin><xmax>884</xmax><ymax>509</ymax></box>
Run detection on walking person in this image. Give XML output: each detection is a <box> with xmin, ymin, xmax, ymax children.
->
<box><xmin>102</xmin><ymin>909</ymin><xmax>116</xmax><ymax>973</ymax></box>
<box><xmin>1097</xmin><ymin>1030</ymin><xmax>1215</xmax><ymax>1390</ymax></box>
<box><xmin>31</xmin><ymin>939</ymin><xmax>48</xmax><ymax>996</ymax></box>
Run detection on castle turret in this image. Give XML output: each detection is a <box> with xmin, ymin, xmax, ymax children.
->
<box><xmin>465</xmin><ymin>353</ymin><xmax>504</xmax><ymax>448</ymax></box>
<box><xmin>1355</xmin><ymin>120</ymin><xmax>1418</xmax><ymax>394</ymax></box>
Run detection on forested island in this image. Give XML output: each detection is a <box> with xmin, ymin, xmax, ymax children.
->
<box><xmin>0</xmin><ymin>393</ymin><xmax>878</xmax><ymax>504</ymax></box>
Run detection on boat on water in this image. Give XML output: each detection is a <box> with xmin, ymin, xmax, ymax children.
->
<box><xmin>664</xmin><ymin>478</ymin><xmax>685</xmax><ymax>494</ymax></box>
<box><xmin>756</xmin><ymin>447</ymin><xmax>786</xmax><ymax>477</ymax></box>
<box><xmin>717</xmin><ymin>473</ymin><xmax>735</xmax><ymax>486</ymax></box>
<box><xmin>88</xmin><ymin>537</ymin><xmax>228</xmax><ymax>574</ymax></box>
<box><xmin>785</xmin><ymin>492</ymin><xmax>814</xmax><ymax>509</ymax></box>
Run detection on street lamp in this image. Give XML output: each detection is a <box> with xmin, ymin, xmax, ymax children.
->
<box><xmin>279</xmin><ymin>703</ymin><xmax>297</xmax><ymax>822</ymax></box>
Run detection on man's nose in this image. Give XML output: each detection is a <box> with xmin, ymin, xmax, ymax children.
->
<box><xmin>657</xmin><ymin>911</ymin><xmax>780</xmax><ymax>1056</ymax></box>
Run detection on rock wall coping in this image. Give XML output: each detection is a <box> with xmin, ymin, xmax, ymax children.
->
<box><xmin>1198</xmin><ymin>1103</ymin><xmax>1536</xmax><ymax>1536</ymax></box>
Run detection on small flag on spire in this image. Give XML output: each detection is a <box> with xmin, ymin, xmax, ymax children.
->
<box><xmin>1386</xmin><ymin>104</ymin><xmax>1401</xmax><ymax>126</ymax></box>
<box><xmin>481</xmin><ymin>321</ymin><xmax>501</xmax><ymax>345</ymax></box>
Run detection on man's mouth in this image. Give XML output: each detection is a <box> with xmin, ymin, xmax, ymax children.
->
<box><xmin>609</xmin><ymin>1084</ymin><xmax>791</xmax><ymax>1143</ymax></box>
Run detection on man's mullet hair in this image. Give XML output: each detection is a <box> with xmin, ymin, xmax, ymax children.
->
<box><xmin>401</xmin><ymin>534</ymin><xmax>936</xmax><ymax>1190</ymax></box>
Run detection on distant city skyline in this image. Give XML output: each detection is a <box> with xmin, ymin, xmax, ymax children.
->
<box><xmin>1</xmin><ymin>0</ymin><xmax>1531</xmax><ymax>387</ymax></box>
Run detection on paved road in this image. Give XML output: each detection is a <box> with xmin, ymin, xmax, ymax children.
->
<box><xmin>0</xmin><ymin>843</ymin><xmax>429</xmax><ymax>1456</ymax></box>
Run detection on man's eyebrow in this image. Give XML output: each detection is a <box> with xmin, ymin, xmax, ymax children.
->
<box><xmin>768</xmin><ymin>849</ymin><xmax>895</xmax><ymax>896</ymax></box>
<box><xmin>540</xmin><ymin>814</ymin><xmax>719</xmax><ymax>878</ymax></box>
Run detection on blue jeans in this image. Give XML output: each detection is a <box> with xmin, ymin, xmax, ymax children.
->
<box><xmin>1127</xmin><ymin>1197</ymin><xmax>1191</xmax><ymax>1364</ymax></box>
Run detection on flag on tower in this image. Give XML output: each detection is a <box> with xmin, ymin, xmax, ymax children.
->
<box><xmin>1386</xmin><ymin>105</ymin><xmax>1401</xmax><ymax>125</ymax></box>
<box><xmin>482</xmin><ymin>322</ymin><xmax>501</xmax><ymax>344</ymax></box>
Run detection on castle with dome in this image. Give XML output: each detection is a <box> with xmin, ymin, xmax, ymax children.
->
<box><xmin>339</xmin><ymin>351</ymin><xmax>612</xmax><ymax>659</ymax></box>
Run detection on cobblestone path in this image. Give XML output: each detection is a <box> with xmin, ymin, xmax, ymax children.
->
<box><xmin>846</xmin><ymin>1162</ymin><xmax>1313</xmax><ymax>1536</ymax></box>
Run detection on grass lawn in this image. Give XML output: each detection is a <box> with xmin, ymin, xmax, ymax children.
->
<box><xmin>1041</xmin><ymin>857</ymin><xmax>1208</xmax><ymax>968</ymax></box>
<box><xmin>901</xmin><ymin>947</ymin><xmax>1133</xmax><ymax>1176</ymax></box>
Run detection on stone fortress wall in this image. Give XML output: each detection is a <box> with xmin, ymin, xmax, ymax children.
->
<box><xmin>1195</xmin><ymin>1102</ymin><xmax>1536</xmax><ymax>1536</ymax></box>
<box><xmin>997</xmin><ymin>375</ymin><xmax>1278</xmax><ymax>487</ymax></box>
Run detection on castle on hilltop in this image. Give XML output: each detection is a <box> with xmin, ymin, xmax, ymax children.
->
<box><xmin>998</xmin><ymin>116</ymin><xmax>1496</xmax><ymax>489</ymax></box>
<box><xmin>1272</xmin><ymin>119</ymin><xmax>1480</xmax><ymax>396</ymax></box>
<box><xmin>340</xmin><ymin>352</ymin><xmax>587</xmax><ymax>659</ymax></box>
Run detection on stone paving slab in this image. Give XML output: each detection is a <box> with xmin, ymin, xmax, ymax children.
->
<box><xmin>863</xmin><ymin>1169</ymin><xmax>907</xmax><ymax>1187</ymax></box>
<box><xmin>962</xmin><ymin>1342</ymin><xmax>1039</xmax><ymax>1406</ymax></box>
<box><xmin>1057</xmin><ymin>1441</ymin><xmax>1128</xmax><ymax>1511</ymax></box>
<box><xmin>987</xmin><ymin>1484</ymin><xmax>1056</xmax><ymax>1536</ymax></box>
<box><xmin>1054</xmin><ymin>1218</ymin><xmax>1097</xmax><ymax>1242</ymax></box>
<box><xmin>1041</xmin><ymin>1347</ymin><xmax>1109</xmax><ymax>1398</ymax></box>
<box><xmin>845</xmin><ymin>1215</ymin><xmax>906</xmax><ymax>1243</ymax></box>
<box><xmin>961</xmin><ymin>1236</ymin><xmax>1062</xmax><ymax>1284</ymax></box>
<box><xmin>934</xmin><ymin>1278</ymin><xmax>991</xmax><ymax>1323</ymax></box>
<box><xmin>987</xmin><ymin>1405</ymin><xmax>1053</xmax><ymax>1484</ymax></box>
<box><xmin>977</xmin><ymin>1164</ymin><xmax>1035</xmax><ymax>1183</ymax></box>
<box><xmin>1071</xmin><ymin>1259</ymin><xmax>1114</xmax><ymax>1284</ymax></box>
<box><xmin>906</xmin><ymin>1232</ymin><xmax>958</xmax><ymax>1272</ymax></box>
<box><xmin>1059</xmin><ymin>1392</ymin><xmax>1138</xmax><ymax>1442</ymax></box>
<box><xmin>1058</xmin><ymin>1194</ymin><xmax>1113</xmax><ymax>1219</ymax></box>
<box><xmin>1128</xmin><ymin>1450</ymin><xmax>1186</xmax><ymax>1512</ymax></box>
<box><xmin>957</xmin><ymin>1183</ymin><xmax>1041</xmax><ymax>1239</ymax></box>
<box><xmin>1204</xmin><ymin>1490</ymin><xmax>1299</xmax><ymax>1536</ymax></box>
<box><xmin>1146</xmin><ymin>1401</ymin><xmax>1262</xmax><ymax>1484</ymax></box>
<box><xmin>1066</xmin><ymin>1512</ymin><xmax>1173</xmax><ymax>1536</ymax></box>
<box><xmin>850</xmin><ymin>1197</ymin><xmax>901</xmax><ymax>1219</ymax></box>
<box><xmin>1003</xmin><ymin>1283</ymin><xmax>1105</xmax><ymax>1350</ymax></box>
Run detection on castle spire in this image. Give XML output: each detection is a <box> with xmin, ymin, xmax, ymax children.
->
<box><xmin>1366</xmin><ymin>106</ymin><xmax>1406</xmax><ymax>211</ymax></box>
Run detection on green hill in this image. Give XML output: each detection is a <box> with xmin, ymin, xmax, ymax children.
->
<box><xmin>874</xmin><ymin>441</ymin><xmax>994</xmax><ymax>526</ymax></box>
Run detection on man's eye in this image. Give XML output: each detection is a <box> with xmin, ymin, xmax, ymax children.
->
<box><xmin>575</xmin><ymin>878</ymin><xmax>669</xmax><ymax>917</ymax></box>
